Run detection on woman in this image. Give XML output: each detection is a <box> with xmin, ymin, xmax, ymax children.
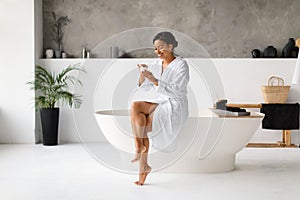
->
<box><xmin>130</xmin><ymin>32</ymin><xmax>189</xmax><ymax>185</ymax></box>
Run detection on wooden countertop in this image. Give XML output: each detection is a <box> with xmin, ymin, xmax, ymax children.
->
<box><xmin>226</xmin><ymin>103</ymin><xmax>262</xmax><ymax>108</ymax></box>
<box><xmin>218</xmin><ymin>115</ymin><xmax>263</xmax><ymax>118</ymax></box>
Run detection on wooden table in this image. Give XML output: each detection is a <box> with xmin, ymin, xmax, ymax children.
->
<box><xmin>226</xmin><ymin>103</ymin><xmax>298</xmax><ymax>148</ymax></box>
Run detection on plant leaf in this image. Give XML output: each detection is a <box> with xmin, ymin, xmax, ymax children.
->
<box><xmin>28</xmin><ymin>64</ymin><xmax>85</xmax><ymax>110</ymax></box>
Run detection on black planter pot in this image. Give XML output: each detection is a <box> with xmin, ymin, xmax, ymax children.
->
<box><xmin>40</xmin><ymin>108</ymin><xmax>59</xmax><ymax>146</ymax></box>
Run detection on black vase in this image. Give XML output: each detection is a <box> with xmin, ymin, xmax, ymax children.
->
<box><xmin>263</xmin><ymin>46</ymin><xmax>277</xmax><ymax>58</ymax></box>
<box><xmin>282</xmin><ymin>38</ymin><xmax>295</xmax><ymax>58</ymax></box>
<box><xmin>291</xmin><ymin>46</ymin><xmax>299</xmax><ymax>58</ymax></box>
<box><xmin>251</xmin><ymin>49</ymin><xmax>261</xmax><ymax>58</ymax></box>
<box><xmin>40</xmin><ymin>108</ymin><xmax>59</xmax><ymax>145</ymax></box>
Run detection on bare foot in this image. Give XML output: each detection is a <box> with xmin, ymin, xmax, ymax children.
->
<box><xmin>131</xmin><ymin>145</ymin><xmax>146</xmax><ymax>163</ymax></box>
<box><xmin>134</xmin><ymin>180</ymin><xmax>143</xmax><ymax>186</ymax></box>
<box><xmin>134</xmin><ymin>165</ymin><xmax>152</xmax><ymax>186</ymax></box>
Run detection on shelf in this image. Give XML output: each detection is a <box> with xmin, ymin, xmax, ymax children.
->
<box><xmin>38</xmin><ymin>58</ymin><xmax>299</xmax><ymax>61</ymax></box>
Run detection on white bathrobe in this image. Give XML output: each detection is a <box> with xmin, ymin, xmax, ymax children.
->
<box><xmin>129</xmin><ymin>57</ymin><xmax>189</xmax><ymax>152</ymax></box>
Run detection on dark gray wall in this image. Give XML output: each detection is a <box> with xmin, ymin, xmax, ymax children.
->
<box><xmin>43</xmin><ymin>0</ymin><xmax>300</xmax><ymax>58</ymax></box>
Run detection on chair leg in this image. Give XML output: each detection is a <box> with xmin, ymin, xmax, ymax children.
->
<box><xmin>282</xmin><ymin>130</ymin><xmax>286</xmax><ymax>144</ymax></box>
<box><xmin>247</xmin><ymin>130</ymin><xmax>297</xmax><ymax>148</ymax></box>
<box><xmin>284</xmin><ymin>130</ymin><xmax>291</xmax><ymax>146</ymax></box>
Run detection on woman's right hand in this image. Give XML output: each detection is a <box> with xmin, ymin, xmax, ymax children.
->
<box><xmin>138</xmin><ymin>64</ymin><xmax>148</xmax><ymax>74</ymax></box>
<box><xmin>137</xmin><ymin>64</ymin><xmax>147</xmax><ymax>85</ymax></box>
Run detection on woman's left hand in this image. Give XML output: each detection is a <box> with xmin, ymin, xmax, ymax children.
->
<box><xmin>142</xmin><ymin>70</ymin><xmax>158</xmax><ymax>85</ymax></box>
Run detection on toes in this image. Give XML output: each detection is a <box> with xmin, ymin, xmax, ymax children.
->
<box><xmin>134</xmin><ymin>181</ymin><xmax>143</xmax><ymax>186</ymax></box>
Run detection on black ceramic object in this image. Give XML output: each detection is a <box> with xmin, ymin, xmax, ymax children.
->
<box><xmin>251</xmin><ymin>49</ymin><xmax>261</xmax><ymax>58</ymax></box>
<box><xmin>291</xmin><ymin>46</ymin><xmax>299</xmax><ymax>58</ymax></box>
<box><xmin>282</xmin><ymin>38</ymin><xmax>295</xmax><ymax>58</ymax></box>
<box><xmin>263</xmin><ymin>46</ymin><xmax>277</xmax><ymax>58</ymax></box>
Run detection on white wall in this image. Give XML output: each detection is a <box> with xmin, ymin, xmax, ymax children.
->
<box><xmin>34</xmin><ymin>0</ymin><xmax>43</xmax><ymax>143</ymax></box>
<box><xmin>213</xmin><ymin>58</ymin><xmax>299</xmax><ymax>144</ymax></box>
<box><xmin>38</xmin><ymin>58</ymin><xmax>300</xmax><ymax>145</ymax></box>
<box><xmin>0</xmin><ymin>0</ymin><xmax>35</xmax><ymax>143</ymax></box>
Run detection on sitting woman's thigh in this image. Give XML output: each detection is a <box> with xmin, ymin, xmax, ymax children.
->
<box><xmin>131</xmin><ymin>101</ymin><xmax>158</xmax><ymax>115</ymax></box>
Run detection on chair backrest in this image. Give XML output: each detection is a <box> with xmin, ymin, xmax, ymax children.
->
<box><xmin>261</xmin><ymin>103</ymin><xmax>299</xmax><ymax>130</ymax></box>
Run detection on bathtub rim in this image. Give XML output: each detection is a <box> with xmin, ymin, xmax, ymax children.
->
<box><xmin>95</xmin><ymin>109</ymin><xmax>264</xmax><ymax>119</ymax></box>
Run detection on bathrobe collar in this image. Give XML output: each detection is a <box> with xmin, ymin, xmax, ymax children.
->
<box><xmin>159</xmin><ymin>56</ymin><xmax>178</xmax><ymax>78</ymax></box>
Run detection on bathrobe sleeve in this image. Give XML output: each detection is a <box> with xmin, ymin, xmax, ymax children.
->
<box><xmin>156</xmin><ymin>61</ymin><xmax>189</xmax><ymax>99</ymax></box>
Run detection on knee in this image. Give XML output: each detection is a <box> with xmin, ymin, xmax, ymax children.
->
<box><xmin>130</xmin><ymin>101</ymin><xmax>143</xmax><ymax>116</ymax></box>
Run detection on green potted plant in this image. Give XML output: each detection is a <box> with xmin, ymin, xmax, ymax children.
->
<box><xmin>49</xmin><ymin>11</ymin><xmax>71</xmax><ymax>58</ymax></box>
<box><xmin>28</xmin><ymin>64</ymin><xmax>85</xmax><ymax>145</ymax></box>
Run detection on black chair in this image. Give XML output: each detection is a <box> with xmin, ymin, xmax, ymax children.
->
<box><xmin>260</xmin><ymin>103</ymin><xmax>299</xmax><ymax>147</ymax></box>
<box><xmin>261</xmin><ymin>103</ymin><xmax>299</xmax><ymax>130</ymax></box>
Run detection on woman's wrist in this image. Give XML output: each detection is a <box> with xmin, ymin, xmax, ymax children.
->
<box><xmin>139</xmin><ymin>76</ymin><xmax>145</xmax><ymax>84</ymax></box>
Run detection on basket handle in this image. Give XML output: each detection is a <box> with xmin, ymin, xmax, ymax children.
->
<box><xmin>268</xmin><ymin>76</ymin><xmax>285</xmax><ymax>86</ymax></box>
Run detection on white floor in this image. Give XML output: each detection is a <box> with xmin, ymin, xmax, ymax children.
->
<box><xmin>0</xmin><ymin>144</ymin><xmax>300</xmax><ymax>200</ymax></box>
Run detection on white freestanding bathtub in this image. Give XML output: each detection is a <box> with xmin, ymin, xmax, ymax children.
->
<box><xmin>95</xmin><ymin>109</ymin><xmax>264</xmax><ymax>173</ymax></box>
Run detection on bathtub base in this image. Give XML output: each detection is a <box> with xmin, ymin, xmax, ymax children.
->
<box><xmin>161</xmin><ymin>154</ymin><xmax>235</xmax><ymax>173</ymax></box>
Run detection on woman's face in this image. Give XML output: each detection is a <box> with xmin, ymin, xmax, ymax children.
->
<box><xmin>153</xmin><ymin>39</ymin><xmax>173</xmax><ymax>59</ymax></box>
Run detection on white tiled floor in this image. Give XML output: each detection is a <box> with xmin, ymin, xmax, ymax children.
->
<box><xmin>0</xmin><ymin>144</ymin><xmax>299</xmax><ymax>200</ymax></box>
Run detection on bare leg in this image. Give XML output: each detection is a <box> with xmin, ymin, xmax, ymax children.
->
<box><xmin>130</xmin><ymin>120</ymin><xmax>141</xmax><ymax>162</ymax></box>
<box><xmin>134</xmin><ymin>137</ymin><xmax>152</xmax><ymax>185</ymax></box>
<box><xmin>135</xmin><ymin>155</ymin><xmax>152</xmax><ymax>186</ymax></box>
<box><xmin>134</xmin><ymin>112</ymin><xmax>154</xmax><ymax>186</ymax></box>
<box><xmin>130</xmin><ymin>124</ymin><xmax>147</xmax><ymax>163</ymax></box>
<box><xmin>130</xmin><ymin>101</ymin><xmax>157</xmax><ymax>163</ymax></box>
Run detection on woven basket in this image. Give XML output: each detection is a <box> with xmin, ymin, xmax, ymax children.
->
<box><xmin>261</xmin><ymin>76</ymin><xmax>290</xmax><ymax>103</ymax></box>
